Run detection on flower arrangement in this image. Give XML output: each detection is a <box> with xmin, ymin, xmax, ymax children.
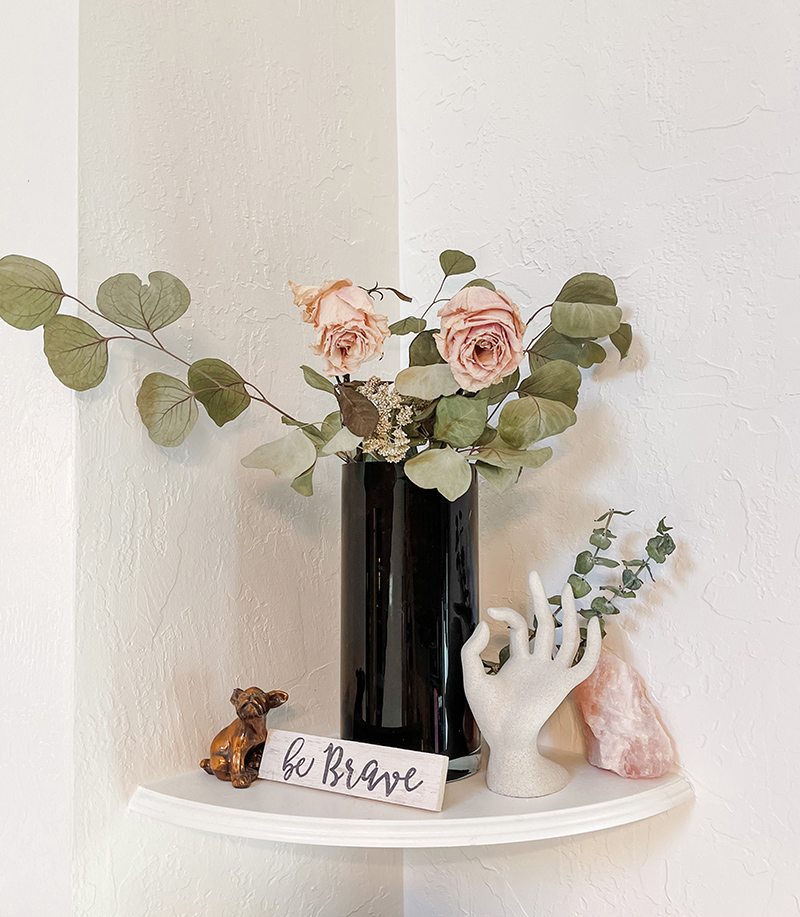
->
<box><xmin>0</xmin><ymin>249</ymin><xmax>631</xmax><ymax>500</ymax></box>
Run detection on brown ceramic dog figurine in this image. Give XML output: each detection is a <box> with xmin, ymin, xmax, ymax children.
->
<box><xmin>201</xmin><ymin>686</ymin><xmax>289</xmax><ymax>788</ymax></box>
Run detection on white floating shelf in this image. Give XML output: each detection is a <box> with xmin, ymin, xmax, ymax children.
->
<box><xmin>130</xmin><ymin>749</ymin><xmax>693</xmax><ymax>848</ymax></box>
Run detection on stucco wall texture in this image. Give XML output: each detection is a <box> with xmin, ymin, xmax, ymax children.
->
<box><xmin>0</xmin><ymin>1</ymin><xmax>77</xmax><ymax>914</ymax></box>
<box><xmin>74</xmin><ymin>0</ymin><xmax>400</xmax><ymax>914</ymax></box>
<box><xmin>3</xmin><ymin>0</ymin><xmax>800</xmax><ymax>914</ymax></box>
<box><xmin>397</xmin><ymin>0</ymin><xmax>800</xmax><ymax>914</ymax></box>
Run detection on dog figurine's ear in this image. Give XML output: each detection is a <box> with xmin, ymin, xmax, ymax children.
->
<box><xmin>230</xmin><ymin>688</ymin><xmax>243</xmax><ymax>706</ymax></box>
<box><xmin>266</xmin><ymin>689</ymin><xmax>289</xmax><ymax>709</ymax></box>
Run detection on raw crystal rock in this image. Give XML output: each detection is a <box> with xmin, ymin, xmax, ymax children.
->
<box><xmin>573</xmin><ymin>648</ymin><xmax>674</xmax><ymax>778</ymax></box>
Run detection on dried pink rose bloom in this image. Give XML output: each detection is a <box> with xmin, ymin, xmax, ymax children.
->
<box><xmin>289</xmin><ymin>279</ymin><xmax>390</xmax><ymax>376</ymax></box>
<box><xmin>573</xmin><ymin>647</ymin><xmax>675</xmax><ymax>779</ymax></box>
<box><xmin>434</xmin><ymin>286</ymin><xmax>526</xmax><ymax>393</ymax></box>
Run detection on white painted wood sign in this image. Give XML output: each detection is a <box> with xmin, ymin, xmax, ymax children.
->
<box><xmin>258</xmin><ymin>729</ymin><xmax>449</xmax><ymax>812</ymax></box>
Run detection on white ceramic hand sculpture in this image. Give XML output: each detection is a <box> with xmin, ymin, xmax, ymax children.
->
<box><xmin>462</xmin><ymin>571</ymin><xmax>602</xmax><ymax>797</ymax></box>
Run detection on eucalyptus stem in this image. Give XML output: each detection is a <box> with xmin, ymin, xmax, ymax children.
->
<box><xmin>524</xmin><ymin>317</ymin><xmax>553</xmax><ymax>353</ymax></box>
<box><xmin>525</xmin><ymin>303</ymin><xmax>553</xmax><ymax>327</ymax></box>
<box><xmin>420</xmin><ymin>275</ymin><xmax>448</xmax><ymax>319</ymax></box>
<box><xmin>64</xmin><ymin>293</ymin><xmax>300</xmax><ymax>423</ymax></box>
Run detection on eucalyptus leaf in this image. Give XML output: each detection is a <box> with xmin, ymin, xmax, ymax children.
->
<box><xmin>578</xmin><ymin>341</ymin><xmax>606</xmax><ymax>369</ymax></box>
<box><xmin>439</xmin><ymin>250</ymin><xmax>476</xmax><ymax>276</ymax></box>
<box><xmin>299</xmin><ymin>425</ymin><xmax>327</xmax><ymax>447</ymax></box>
<box><xmin>556</xmin><ymin>273</ymin><xmax>618</xmax><ymax>307</ymax></box>
<box><xmin>589</xmin><ymin>531</ymin><xmax>612</xmax><ymax>550</ymax></box>
<box><xmin>188</xmin><ymin>358</ymin><xmax>250</xmax><ymax>426</ymax></box>
<box><xmin>0</xmin><ymin>255</ymin><xmax>64</xmax><ymax>330</ymax></box>
<box><xmin>291</xmin><ymin>465</ymin><xmax>315</xmax><ymax>497</ymax></box>
<box><xmin>475</xmin><ymin>425</ymin><xmax>498</xmax><ymax>446</ymax></box>
<box><xmin>475</xmin><ymin>460</ymin><xmax>517</xmax><ymax>494</ymax></box>
<box><xmin>473</xmin><ymin>444</ymin><xmax>552</xmax><ymax>470</ymax></box>
<box><xmin>551</xmin><ymin>300</ymin><xmax>621</xmax><ymax>339</ymax></box>
<box><xmin>97</xmin><ymin>271</ymin><xmax>190</xmax><ymax>331</ymax></box>
<box><xmin>395</xmin><ymin>363</ymin><xmax>459</xmax><ymax>400</ymax></box>
<box><xmin>241</xmin><ymin>428</ymin><xmax>318</xmax><ymax>479</ymax></box>
<box><xmin>567</xmin><ymin>574</ymin><xmax>592</xmax><ymax>599</ymax></box>
<box><xmin>320</xmin><ymin>426</ymin><xmax>362</xmax><ymax>456</ymax></box>
<box><xmin>409</xmin><ymin>329</ymin><xmax>445</xmax><ymax>366</ymax></box>
<box><xmin>43</xmin><ymin>315</ymin><xmax>108</xmax><ymax>391</ymax></box>
<box><xmin>404</xmin><ymin>446</ymin><xmax>472</xmax><ymax>501</ymax></box>
<box><xmin>646</xmin><ymin>533</ymin><xmax>676</xmax><ymax>564</ymax></box>
<box><xmin>462</xmin><ymin>278</ymin><xmax>496</xmax><ymax>291</ymax></box>
<box><xmin>528</xmin><ymin>326</ymin><xmax>587</xmax><ymax>369</ymax></box>
<box><xmin>497</xmin><ymin>396</ymin><xmax>576</xmax><ymax>449</ymax></box>
<box><xmin>622</xmin><ymin>569</ymin><xmax>643</xmax><ymax>590</ymax></box>
<box><xmin>518</xmin><ymin>360</ymin><xmax>581</xmax><ymax>409</ymax></box>
<box><xmin>591</xmin><ymin>596</ymin><xmax>619</xmax><ymax>615</ymax></box>
<box><xmin>320</xmin><ymin>411</ymin><xmax>343</xmax><ymax>441</ymax></box>
<box><xmin>577</xmin><ymin>341</ymin><xmax>607</xmax><ymax>368</ymax></box>
<box><xmin>388</xmin><ymin>317</ymin><xmax>426</xmax><ymax>335</ymax></box>
<box><xmin>136</xmin><ymin>373</ymin><xmax>198</xmax><ymax>447</ymax></box>
<box><xmin>594</xmin><ymin>557</ymin><xmax>620</xmax><ymax>568</ymax></box>
<box><xmin>335</xmin><ymin>385</ymin><xmax>379</xmax><ymax>437</ymax></box>
<box><xmin>433</xmin><ymin>395</ymin><xmax>488</xmax><ymax>448</ymax></box>
<box><xmin>610</xmin><ymin>322</ymin><xmax>633</xmax><ymax>359</ymax></box>
<box><xmin>478</xmin><ymin>368</ymin><xmax>519</xmax><ymax>404</ymax></box>
<box><xmin>575</xmin><ymin>551</ymin><xmax>595</xmax><ymax>575</ymax></box>
<box><xmin>498</xmin><ymin>643</ymin><xmax>511</xmax><ymax>669</ymax></box>
<box><xmin>280</xmin><ymin>417</ymin><xmax>329</xmax><ymax>448</ymax></box>
<box><xmin>301</xmin><ymin>364</ymin><xmax>335</xmax><ymax>394</ymax></box>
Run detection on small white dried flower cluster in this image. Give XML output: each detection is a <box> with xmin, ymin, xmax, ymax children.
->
<box><xmin>358</xmin><ymin>376</ymin><xmax>421</xmax><ymax>463</ymax></box>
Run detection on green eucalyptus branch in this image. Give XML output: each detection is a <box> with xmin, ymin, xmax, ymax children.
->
<box><xmin>484</xmin><ymin>510</ymin><xmax>676</xmax><ymax>673</ymax></box>
<box><xmin>67</xmin><ymin>290</ymin><xmax>301</xmax><ymax>424</ymax></box>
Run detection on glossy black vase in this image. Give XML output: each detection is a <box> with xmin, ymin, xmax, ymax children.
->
<box><xmin>340</xmin><ymin>461</ymin><xmax>481</xmax><ymax>781</ymax></box>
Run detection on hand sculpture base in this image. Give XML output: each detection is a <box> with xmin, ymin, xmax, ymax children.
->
<box><xmin>487</xmin><ymin>747</ymin><xmax>569</xmax><ymax>798</ymax></box>
<box><xmin>462</xmin><ymin>572</ymin><xmax>602</xmax><ymax>799</ymax></box>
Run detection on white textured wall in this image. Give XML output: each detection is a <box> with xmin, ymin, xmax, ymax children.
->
<box><xmin>76</xmin><ymin>1</ymin><xmax>400</xmax><ymax>914</ymax></box>
<box><xmin>397</xmin><ymin>0</ymin><xmax>800</xmax><ymax>914</ymax></box>
<box><xmin>6</xmin><ymin>1</ymin><xmax>800</xmax><ymax>913</ymax></box>
<box><xmin>0</xmin><ymin>1</ymin><xmax>77</xmax><ymax>914</ymax></box>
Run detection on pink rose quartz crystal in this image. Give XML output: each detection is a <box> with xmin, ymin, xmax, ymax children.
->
<box><xmin>572</xmin><ymin>647</ymin><xmax>674</xmax><ymax>779</ymax></box>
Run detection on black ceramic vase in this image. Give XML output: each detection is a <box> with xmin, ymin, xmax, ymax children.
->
<box><xmin>340</xmin><ymin>461</ymin><xmax>481</xmax><ymax>781</ymax></box>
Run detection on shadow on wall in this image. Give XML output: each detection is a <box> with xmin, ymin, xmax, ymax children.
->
<box><xmin>480</xmin><ymin>399</ymin><xmax>620</xmax><ymax>609</ymax></box>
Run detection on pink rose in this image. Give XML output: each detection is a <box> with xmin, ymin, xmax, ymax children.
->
<box><xmin>434</xmin><ymin>286</ymin><xmax>526</xmax><ymax>392</ymax></box>
<box><xmin>289</xmin><ymin>279</ymin><xmax>390</xmax><ymax>376</ymax></box>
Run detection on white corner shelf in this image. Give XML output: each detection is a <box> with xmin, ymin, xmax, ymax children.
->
<box><xmin>129</xmin><ymin>749</ymin><xmax>693</xmax><ymax>848</ymax></box>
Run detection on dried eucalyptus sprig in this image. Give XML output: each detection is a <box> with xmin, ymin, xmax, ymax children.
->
<box><xmin>483</xmin><ymin>510</ymin><xmax>676</xmax><ymax>674</ymax></box>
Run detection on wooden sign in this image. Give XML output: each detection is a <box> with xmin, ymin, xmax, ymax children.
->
<box><xmin>258</xmin><ymin>729</ymin><xmax>449</xmax><ymax>812</ymax></box>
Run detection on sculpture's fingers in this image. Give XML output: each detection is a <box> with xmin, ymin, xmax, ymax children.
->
<box><xmin>529</xmin><ymin>571</ymin><xmax>555</xmax><ymax>663</ymax></box>
<box><xmin>487</xmin><ymin>606</ymin><xmax>531</xmax><ymax>657</ymax></box>
<box><xmin>555</xmin><ymin>582</ymin><xmax>580</xmax><ymax>668</ymax></box>
<box><xmin>570</xmin><ymin>615</ymin><xmax>602</xmax><ymax>687</ymax></box>
<box><xmin>461</xmin><ymin>621</ymin><xmax>491</xmax><ymax>685</ymax></box>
